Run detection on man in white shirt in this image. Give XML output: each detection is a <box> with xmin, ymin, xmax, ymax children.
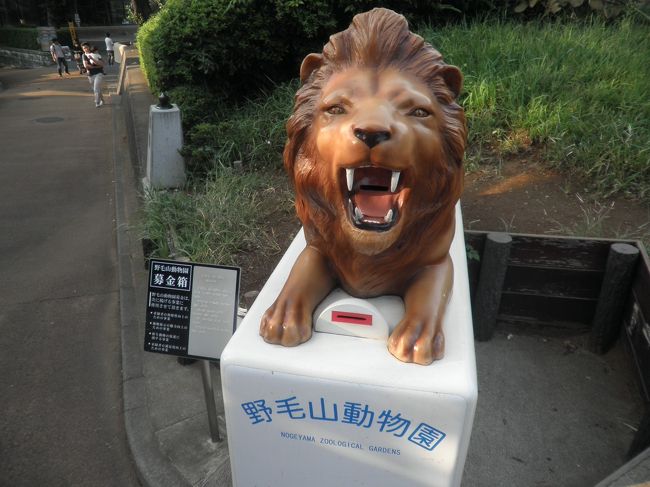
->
<box><xmin>49</xmin><ymin>38</ymin><xmax>70</xmax><ymax>77</ymax></box>
<box><xmin>104</xmin><ymin>32</ymin><xmax>115</xmax><ymax>66</ymax></box>
<box><xmin>82</xmin><ymin>43</ymin><xmax>105</xmax><ymax>107</ymax></box>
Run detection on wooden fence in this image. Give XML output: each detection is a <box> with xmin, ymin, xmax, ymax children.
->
<box><xmin>466</xmin><ymin>230</ymin><xmax>650</xmax><ymax>457</ymax></box>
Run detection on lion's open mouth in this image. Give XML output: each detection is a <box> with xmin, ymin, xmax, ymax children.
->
<box><xmin>343</xmin><ymin>166</ymin><xmax>403</xmax><ymax>231</ymax></box>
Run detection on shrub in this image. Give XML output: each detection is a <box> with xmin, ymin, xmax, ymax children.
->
<box><xmin>137</xmin><ymin>0</ymin><xmax>526</xmax><ymax>103</ymax></box>
<box><xmin>0</xmin><ymin>27</ymin><xmax>73</xmax><ymax>51</ymax></box>
<box><xmin>137</xmin><ymin>0</ymin><xmax>335</xmax><ymax>100</ymax></box>
<box><xmin>167</xmin><ymin>85</ymin><xmax>220</xmax><ymax>130</ymax></box>
<box><xmin>136</xmin><ymin>8</ymin><xmax>163</xmax><ymax>92</ymax></box>
<box><xmin>138</xmin><ymin>0</ymin><xmax>650</xmax><ymax>103</ymax></box>
<box><xmin>513</xmin><ymin>0</ymin><xmax>650</xmax><ymax>19</ymax></box>
<box><xmin>339</xmin><ymin>0</ymin><xmax>508</xmax><ymax>24</ymax></box>
<box><xmin>181</xmin><ymin>81</ymin><xmax>296</xmax><ymax>174</ymax></box>
<box><xmin>0</xmin><ymin>27</ymin><xmax>39</xmax><ymax>50</ymax></box>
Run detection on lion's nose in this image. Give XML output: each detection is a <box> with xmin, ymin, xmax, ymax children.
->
<box><xmin>353</xmin><ymin>128</ymin><xmax>391</xmax><ymax>149</ymax></box>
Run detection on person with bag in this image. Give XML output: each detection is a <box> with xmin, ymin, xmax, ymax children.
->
<box><xmin>104</xmin><ymin>32</ymin><xmax>115</xmax><ymax>66</ymax></box>
<box><xmin>50</xmin><ymin>38</ymin><xmax>70</xmax><ymax>78</ymax></box>
<box><xmin>72</xmin><ymin>42</ymin><xmax>86</xmax><ymax>75</ymax></box>
<box><xmin>81</xmin><ymin>43</ymin><xmax>105</xmax><ymax>108</ymax></box>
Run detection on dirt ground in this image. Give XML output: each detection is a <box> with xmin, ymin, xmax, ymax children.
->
<box><xmin>238</xmin><ymin>157</ymin><xmax>650</xmax><ymax>305</ymax></box>
<box><xmin>462</xmin><ymin>157</ymin><xmax>650</xmax><ymax>239</ymax></box>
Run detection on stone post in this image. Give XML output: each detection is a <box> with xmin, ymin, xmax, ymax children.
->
<box><xmin>114</xmin><ymin>42</ymin><xmax>125</xmax><ymax>64</ymax></box>
<box><xmin>144</xmin><ymin>96</ymin><xmax>186</xmax><ymax>189</ymax></box>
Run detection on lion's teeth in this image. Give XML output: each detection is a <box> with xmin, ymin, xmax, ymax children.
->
<box><xmin>384</xmin><ymin>209</ymin><xmax>394</xmax><ymax>223</ymax></box>
<box><xmin>346</xmin><ymin>168</ymin><xmax>355</xmax><ymax>192</ymax></box>
<box><xmin>354</xmin><ymin>206</ymin><xmax>364</xmax><ymax>222</ymax></box>
<box><xmin>390</xmin><ymin>171</ymin><xmax>400</xmax><ymax>193</ymax></box>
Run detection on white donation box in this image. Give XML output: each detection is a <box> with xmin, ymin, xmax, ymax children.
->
<box><xmin>221</xmin><ymin>205</ymin><xmax>477</xmax><ymax>487</ymax></box>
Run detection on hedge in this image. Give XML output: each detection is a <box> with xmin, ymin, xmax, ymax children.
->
<box><xmin>0</xmin><ymin>26</ymin><xmax>74</xmax><ymax>51</ymax></box>
<box><xmin>136</xmin><ymin>0</ymin><xmax>511</xmax><ymax>102</ymax></box>
<box><xmin>0</xmin><ymin>27</ymin><xmax>39</xmax><ymax>50</ymax></box>
<box><xmin>137</xmin><ymin>0</ymin><xmax>337</xmax><ymax>99</ymax></box>
<box><xmin>138</xmin><ymin>0</ymin><xmax>650</xmax><ymax>102</ymax></box>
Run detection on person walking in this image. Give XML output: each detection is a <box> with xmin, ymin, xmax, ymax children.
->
<box><xmin>82</xmin><ymin>43</ymin><xmax>105</xmax><ymax>107</ymax></box>
<box><xmin>72</xmin><ymin>42</ymin><xmax>86</xmax><ymax>75</ymax></box>
<box><xmin>49</xmin><ymin>38</ymin><xmax>70</xmax><ymax>78</ymax></box>
<box><xmin>104</xmin><ymin>32</ymin><xmax>115</xmax><ymax>66</ymax></box>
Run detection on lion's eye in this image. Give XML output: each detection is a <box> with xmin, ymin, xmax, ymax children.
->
<box><xmin>409</xmin><ymin>108</ymin><xmax>430</xmax><ymax>118</ymax></box>
<box><xmin>326</xmin><ymin>105</ymin><xmax>346</xmax><ymax>115</ymax></box>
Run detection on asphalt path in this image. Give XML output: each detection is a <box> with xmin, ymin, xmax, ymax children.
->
<box><xmin>0</xmin><ymin>65</ymin><xmax>140</xmax><ymax>486</ymax></box>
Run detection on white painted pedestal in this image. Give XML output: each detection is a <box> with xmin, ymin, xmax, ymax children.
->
<box><xmin>113</xmin><ymin>42</ymin><xmax>125</xmax><ymax>64</ymax></box>
<box><xmin>144</xmin><ymin>104</ymin><xmax>186</xmax><ymax>189</ymax></box>
<box><xmin>221</xmin><ymin>205</ymin><xmax>477</xmax><ymax>487</ymax></box>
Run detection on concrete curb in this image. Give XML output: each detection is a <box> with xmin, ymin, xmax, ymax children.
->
<box><xmin>595</xmin><ymin>447</ymin><xmax>650</xmax><ymax>487</ymax></box>
<box><xmin>111</xmin><ymin>91</ymin><xmax>191</xmax><ymax>486</ymax></box>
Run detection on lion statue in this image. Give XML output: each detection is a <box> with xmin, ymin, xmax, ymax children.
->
<box><xmin>259</xmin><ymin>8</ymin><xmax>467</xmax><ymax>365</ymax></box>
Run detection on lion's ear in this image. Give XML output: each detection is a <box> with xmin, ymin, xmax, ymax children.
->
<box><xmin>439</xmin><ymin>65</ymin><xmax>463</xmax><ymax>99</ymax></box>
<box><xmin>300</xmin><ymin>53</ymin><xmax>323</xmax><ymax>84</ymax></box>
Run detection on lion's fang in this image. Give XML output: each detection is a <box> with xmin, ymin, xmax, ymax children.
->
<box><xmin>390</xmin><ymin>171</ymin><xmax>400</xmax><ymax>193</ymax></box>
<box><xmin>384</xmin><ymin>209</ymin><xmax>394</xmax><ymax>223</ymax></box>
<box><xmin>346</xmin><ymin>168</ymin><xmax>355</xmax><ymax>192</ymax></box>
<box><xmin>354</xmin><ymin>206</ymin><xmax>363</xmax><ymax>222</ymax></box>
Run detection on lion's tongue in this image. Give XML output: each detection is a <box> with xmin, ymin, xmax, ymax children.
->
<box><xmin>354</xmin><ymin>192</ymin><xmax>393</xmax><ymax>218</ymax></box>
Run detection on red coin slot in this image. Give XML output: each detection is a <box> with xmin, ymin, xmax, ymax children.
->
<box><xmin>331</xmin><ymin>310</ymin><xmax>373</xmax><ymax>326</ymax></box>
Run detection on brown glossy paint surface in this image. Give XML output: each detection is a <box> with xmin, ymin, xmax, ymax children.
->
<box><xmin>260</xmin><ymin>8</ymin><xmax>467</xmax><ymax>365</ymax></box>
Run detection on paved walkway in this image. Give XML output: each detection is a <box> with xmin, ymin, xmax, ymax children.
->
<box><xmin>0</xmin><ymin>65</ymin><xmax>139</xmax><ymax>486</ymax></box>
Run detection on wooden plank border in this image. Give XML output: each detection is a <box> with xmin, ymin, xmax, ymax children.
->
<box><xmin>465</xmin><ymin>230</ymin><xmax>650</xmax><ymax>402</ymax></box>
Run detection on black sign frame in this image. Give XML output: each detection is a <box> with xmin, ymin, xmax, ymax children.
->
<box><xmin>144</xmin><ymin>258</ymin><xmax>241</xmax><ymax>361</ymax></box>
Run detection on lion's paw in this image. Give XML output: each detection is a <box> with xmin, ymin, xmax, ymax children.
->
<box><xmin>387</xmin><ymin>318</ymin><xmax>444</xmax><ymax>365</ymax></box>
<box><xmin>259</xmin><ymin>300</ymin><xmax>313</xmax><ymax>347</ymax></box>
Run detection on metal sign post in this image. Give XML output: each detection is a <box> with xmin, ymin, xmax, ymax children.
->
<box><xmin>200</xmin><ymin>360</ymin><xmax>221</xmax><ymax>442</ymax></box>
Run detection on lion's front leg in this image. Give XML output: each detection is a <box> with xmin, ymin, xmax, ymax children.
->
<box><xmin>387</xmin><ymin>255</ymin><xmax>453</xmax><ymax>365</ymax></box>
<box><xmin>260</xmin><ymin>245</ymin><xmax>335</xmax><ymax>347</ymax></box>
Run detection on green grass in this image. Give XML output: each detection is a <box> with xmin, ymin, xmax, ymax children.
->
<box><xmin>422</xmin><ymin>17</ymin><xmax>650</xmax><ymax>198</ymax></box>
<box><xmin>547</xmin><ymin>194</ymin><xmax>650</xmax><ymax>245</ymax></box>
<box><xmin>140</xmin><ymin>167</ymin><xmax>293</xmax><ymax>263</ymax></box>
<box><xmin>141</xmin><ymin>16</ymin><xmax>650</xmax><ymax>263</ymax></box>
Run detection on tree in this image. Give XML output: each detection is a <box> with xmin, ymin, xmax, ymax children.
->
<box><xmin>130</xmin><ymin>0</ymin><xmax>150</xmax><ymax>21</ymax></box>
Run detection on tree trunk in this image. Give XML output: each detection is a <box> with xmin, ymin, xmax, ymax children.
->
<box><xmin>131</xmin><ymin>0</ymin><xmax>150</xmax><ymax>22</ymax></box>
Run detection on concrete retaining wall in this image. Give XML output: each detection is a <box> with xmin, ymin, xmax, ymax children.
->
<box><xmin>118</xmin><ymin>46</ymin><xmax>156</xmax><ymax>180</ymax></box>
<box><xmin>0</xmin><ymin>47</ymin><xmax>52</xmax><ymax>68</ymax></box>
<box><xmin>75</xmin><ymin>25</ymin><xmax>137</xmax><ymax>44</ymax></box>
